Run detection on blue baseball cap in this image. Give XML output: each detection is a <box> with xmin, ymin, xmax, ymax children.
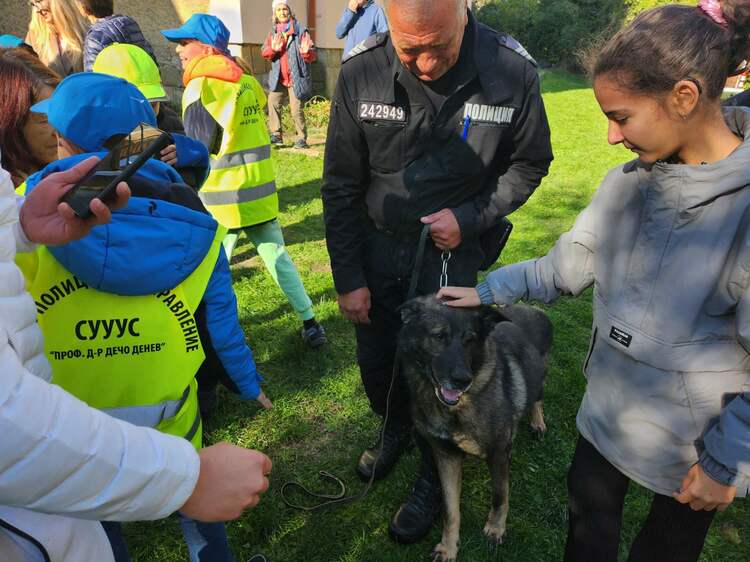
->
<box><xmin>161</xmin><ymin>14</ymin><xmax>231</xmax><ymax>54</ymax></box>
<box><xmin>31</xmin><ymin>73</ymin><xmax>156</xmax><ymax>153</ymax></box>
<box><xmin>0</xmin><ymin>34</ymin><xmax>25</xmax><ymax>48</ymax></box>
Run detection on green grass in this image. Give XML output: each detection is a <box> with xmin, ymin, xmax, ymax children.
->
<box><xmin>125</xmin><ymin>71</ymin><xmax>750</xmax><ymax>561</ymax></box>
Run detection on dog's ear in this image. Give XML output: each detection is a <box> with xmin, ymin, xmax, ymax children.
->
<box><xmin>398</xmin><ymin>299</ymin><xmax>424</xmax><ymax>325</ymax></box>
<box><xmin>477</xmin><ymin>305</ymin><xmax>510</xmax><ymax>337</ymax></box>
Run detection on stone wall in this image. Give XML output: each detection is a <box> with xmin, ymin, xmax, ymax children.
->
<box><xmin>1</xmin><ymin>0</ymin><xmax>343</xmax><ymax>102</ymax></box>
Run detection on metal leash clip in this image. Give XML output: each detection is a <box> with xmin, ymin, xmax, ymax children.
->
<box><xmin>440</xmin><ymin>250</ymin><xmax>452</xmax><ymax>288</ymax></box>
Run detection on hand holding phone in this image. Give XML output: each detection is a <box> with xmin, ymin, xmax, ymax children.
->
<box><xmin>62</xmin><ymin>125</ymin><xmax>173</xmax><ymax>219</ymax></box>
<box><xmin>19</xmin><ymin>156</ymin><xmax>131</xmax><ymax>246</ymax></box>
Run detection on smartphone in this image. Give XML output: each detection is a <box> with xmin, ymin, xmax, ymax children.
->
<box><xmin>62</xmin><ymin>126</ymin><xmax>173</xmax><ymax>219</ymax></box>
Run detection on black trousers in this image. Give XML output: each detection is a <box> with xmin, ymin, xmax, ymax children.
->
<box><xmin>565</xmin><ymin>436</ymin><xmax>716</xmax><ymax>562</ymax></box>
<box><xmin>354</xmin><ymin>229</ymin><xmax>484</xmax><ymax>425</ymax></box>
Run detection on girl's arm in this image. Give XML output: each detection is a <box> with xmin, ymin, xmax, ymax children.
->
<box><xmin>440</xmin><ymin>205</ymin><xmax>598</xmax><ymax>307</ymax></box>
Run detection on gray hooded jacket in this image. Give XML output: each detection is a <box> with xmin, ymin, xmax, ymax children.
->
<box><xmin>478</xmin><ymin>107</ymin><xmax>750</xmax><ymax>496</ymax></box>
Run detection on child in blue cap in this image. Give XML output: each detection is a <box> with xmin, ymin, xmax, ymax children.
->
<box><xmin>21</xmin><ymin>71</ymin><xmax>271</xmax><ymax>562</ymax></box>
<box><xmin>161</xmin><ymin>14</ymin><xmax>327</xmax><ymax>356</ymax></box>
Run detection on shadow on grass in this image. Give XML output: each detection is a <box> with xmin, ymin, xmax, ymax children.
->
<box><xmin>278</xmin><ymin>177</ymin><xmax>323</xmax><ymax>214</ymax></box>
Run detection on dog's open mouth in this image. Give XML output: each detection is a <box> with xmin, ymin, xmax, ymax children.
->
<box><xmin>435</xmin><ymin>386</ymin><xmax>463</xmax><ymax>406</ymax></box>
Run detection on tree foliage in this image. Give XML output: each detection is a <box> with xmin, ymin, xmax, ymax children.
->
<box><xmin>473</xmin><ymin>0</ymin><xmax>691</xmax><ymax>69</ymax></box>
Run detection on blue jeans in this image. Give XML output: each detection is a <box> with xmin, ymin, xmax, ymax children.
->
<box><xmin>102</xmin><ymin>515</ymin><xmax>236</xmax><ymax>562</ymax></box>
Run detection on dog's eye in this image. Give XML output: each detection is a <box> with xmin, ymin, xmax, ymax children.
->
<box><xmin>431</xmin><ymin>332</ymin><xmax>447</xmax><ymax>341</ymax></box>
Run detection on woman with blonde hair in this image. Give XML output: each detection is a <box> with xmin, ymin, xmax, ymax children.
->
<box><xmin>25</xmin><ymin>0</ymin><xmax>88</xmax><ymax>76</ymax></box>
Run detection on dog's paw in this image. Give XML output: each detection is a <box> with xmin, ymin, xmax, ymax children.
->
<box><xmin>530</xmin><ymin>422</ymin><xmax>547</xmax><ymax>440</ymax></box>
<box><xmin>483</xmin><ymin>520</ymin><xmax>507</xmax><ymax>547</ymax></box>
<box><xmin>431</xmin><ymin>542</ymin><xmax>458</xmax><ymax>562</ymax></box>
<box><xmin>529</xmin><ymin>402</ymin><xmax>547</xmax><ymax>440</ymax></box>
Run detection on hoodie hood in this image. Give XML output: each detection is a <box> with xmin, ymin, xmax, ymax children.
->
<box><xmin>26</xmin><ymin>155</ymin><xmax>219</xmax><ymax>296</ymax></box>
<box><xmin>183</xmin><ymin>53</ymin><xmax>242</xmax><ymax>87</ymax></box>
<box><xmin>631</xmin><ymin>106</ymin><xmax>750</xmax><ymax>211</ymax></box>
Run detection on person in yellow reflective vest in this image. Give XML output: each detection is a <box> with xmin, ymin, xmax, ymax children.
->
<box><xmin>20</xmin><ymin>72</ymin><xmax>271</xmax><ymax>562</ymax></box>
<box><xmin>161</xmin><ymin>14</ymin><xmax>328</xmax><ymax>354</ymax></box>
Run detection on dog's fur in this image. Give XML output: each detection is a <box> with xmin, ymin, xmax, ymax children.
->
<box><xmin>398</xmin><ymin>296</ymin><xmax>553</xmax><ymax>562</ymax></box>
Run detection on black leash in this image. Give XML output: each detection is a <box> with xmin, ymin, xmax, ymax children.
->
<box><xmin>280</xmin><ymin>224</ymin><xmax>433</xmax><ymax>512</ymax></box>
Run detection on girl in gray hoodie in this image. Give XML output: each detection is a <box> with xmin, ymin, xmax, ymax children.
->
<box><xmin>439</xmin><ymin>1</ymin><xmax>750</xmax><ymax>560</ymax></box>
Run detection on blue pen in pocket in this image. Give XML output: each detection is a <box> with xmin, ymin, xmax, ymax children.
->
<box><xmin>461</xmin><ymin>115</ymin><xmax>472</xmax><ymax>141</ymax></box>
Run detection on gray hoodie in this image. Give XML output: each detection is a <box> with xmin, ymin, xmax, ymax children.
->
<box><xmin>478</xmin><ymin>107</ymin><xmax>750</xmax><ymax>496</ymax></box>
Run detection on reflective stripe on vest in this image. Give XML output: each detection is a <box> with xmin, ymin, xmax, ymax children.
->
<box><xmin>17</xmin><ymin>226</ymin><xmax>226</xmax><ymax>449</ymax></box>
<box><xmin>200</xmin><ymin>180</ymin><xmax>276</xmax><ymax>206</ymax></box>
<box><xmin>183</xmin><ymin>74</ymin><xmax>279</xmax><ymax>229</ymax></box>
<box><xmin>210</xmin><ymin>145</ymin><xmax>272</xmax><ymax>170</ymax></box>
<box><xmin>101</xmin><ymin>384</ymin><xmax>189</xmax><ymax>427</ymax></box>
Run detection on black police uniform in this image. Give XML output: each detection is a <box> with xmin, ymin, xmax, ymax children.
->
<box><xmin>322</xmin><ymin>11</ymin><xmax>553</xmax><ymax>424</ymax></box>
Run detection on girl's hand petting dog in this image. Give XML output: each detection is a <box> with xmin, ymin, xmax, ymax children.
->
<box><xmin>257</xmin><ymin>391</ymin><xmax>273</xmax><ymax>410</ymax></box>
<box><xmin>437</xmin><ymin>286</ymin><xmax>481</xmax><ymax>307</ymax></box>
<box><xmin>673</xmin><ymin>464</ymin><xmax>736</xmax><ymax>512</ymax></box>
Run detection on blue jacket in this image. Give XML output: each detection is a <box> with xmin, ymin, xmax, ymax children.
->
<box><xmin>26</xmin><ymin>156</ymin><xmax>263</xmax><ymax>399</ymax></box>
<box><xmin>267</xmin><ymin>20</ymin><xmax>313</xmax><ymax>101</ymax></box>
<box><xmin>335</xmin><ymin>1</ymin><xmax>388</xmax><ymax>58</ymax></box>
<box><xmin>83</xmin><ymin>15</ymin><xmax>157</xmax><ymax>72</ymax></box>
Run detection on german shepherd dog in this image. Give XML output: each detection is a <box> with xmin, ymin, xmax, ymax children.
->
<box><xmin>398</xmin><ymin>296</ymin><xmax>553</xmax><ymax>562</ymax></box>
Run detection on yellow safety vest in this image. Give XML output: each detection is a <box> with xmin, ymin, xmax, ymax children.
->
<box><xmin>183</xmin><ymin>73</ymin><xmax>278</xmax><ymax>229</ymax></box>
<box><xmin>18</xmin><ymin>227</ymin><xmax>226</xmax><ymax>449</ymax></box>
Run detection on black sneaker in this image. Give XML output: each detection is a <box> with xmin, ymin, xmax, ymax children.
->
<box><xmin>301</xmin><ymin>321</ymin><xmax>327</xmax><ymax>348</ymax></box>
<box><xmin>293</xmin><ymin>138</ymin><xmax>309</xmax><ymax>149</ymax></box>
<box><xmin>356</xmin><ymin>422</ymin><xmax>412</xmax><ymax>482</ymax></box>
<box><xmin>388</xmin><ymin>465</ymin><xmax>442</xmax><ymax>544</ymax></box>
<box><xmin>270</xmin><ymin>133</ymin><xmax>283</xmax><ymax>146</ymax></box>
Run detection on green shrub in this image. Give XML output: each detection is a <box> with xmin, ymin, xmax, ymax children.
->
<box><xmin>474</xmin><ymin>0</ymin><xmax>628</xmax><ymax>69</ymax></box>
<box><xmin>280</xmin><ymin>96</ymin><xmax>331</xmax><ymax>136</ymax></box>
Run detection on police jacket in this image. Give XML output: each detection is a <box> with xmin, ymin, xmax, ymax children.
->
<box><xmin>322</xmin><ymin>11</ymin><xmax>553</xmax><ymax>294</ymax></box>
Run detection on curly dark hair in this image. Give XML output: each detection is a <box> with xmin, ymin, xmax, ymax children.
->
<box><xmin>76</xmin><ymin>0</ymin><xmax>113</xmax><ymax>18</ymax></box>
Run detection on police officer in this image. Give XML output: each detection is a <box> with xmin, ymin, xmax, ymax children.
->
<box><xmin>321</xmin><ymin>0</ymin><xmax>553</xmax><ymax>544</ymax></box>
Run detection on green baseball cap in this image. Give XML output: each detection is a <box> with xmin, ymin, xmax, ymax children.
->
<box><xmin>93</xmin><ymin>43</ymin><xmax>169</xmax><ymax>102</ymax></box>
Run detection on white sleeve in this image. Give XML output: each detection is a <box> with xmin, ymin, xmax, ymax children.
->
<box><xmin>13</xmin><ymin>195</ymin><xmax>35</xmax><ymax>255</ymax></box>
<box><xmin>0</xmin><ymin>163</ymin><xmax>34</xmax><ymax>254</ymax></box>
<box><xmin>0</xmin><ymin>341</ymin><xmax>200</xmax><ymax>522</ymax></box>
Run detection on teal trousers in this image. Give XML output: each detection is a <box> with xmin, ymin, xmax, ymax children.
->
<box><xmin>222</xmin><ymin>219</ymin><xmax>314</xmax><ymax>321</ymax></box>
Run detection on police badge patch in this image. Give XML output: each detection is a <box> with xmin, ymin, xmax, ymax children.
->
<box><xmin>358</xmin><ymin>102</ymin><xmax>407</xmax><ymax>123</ymax></box>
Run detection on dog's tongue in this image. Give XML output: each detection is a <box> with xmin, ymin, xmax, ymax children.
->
<box><xmin>440</xmin><ymin>388</ymin><xmax>462</xmax><ymax>403</ymax></box>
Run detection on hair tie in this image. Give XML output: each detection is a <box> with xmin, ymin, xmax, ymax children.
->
<box><xmin>698</xmin><ymin>0</ymin><xmax>729</xmax><ymax>28</ymax></box>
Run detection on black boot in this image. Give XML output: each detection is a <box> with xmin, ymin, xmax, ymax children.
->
<box><xmin>355</xmin><ymin>420</ymin><xmax>412</xmax><ymax>482</ymax></box>
<box><xmin>388</xmin><ymin>456</ymin><xmax>442</xmax><ymax>544</ymax></box>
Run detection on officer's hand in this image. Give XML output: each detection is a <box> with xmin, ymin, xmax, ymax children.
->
<box><xmin>673</xmin><ymin>464</ymin><xmax>736</xmax><ymax>512</ymax></box>
<box><xmin>160</xmin><ymin>144</ymin><xmax>179</xmax><ymax>167</ymax></box>
<box><xmin>421</xmin><ymin>209</ymin><xmax>462</xmax><ymax>250</ymax></box>
<box><xmin>338</xmin><ymin>287</ymin><xmax>371</xmax><ymax>325</ymax></box>
<box><xmin>180</xmin><ymin>443</ymin><xmax>272</xmax><ymax>522</ymax></box>
<box><xmin>20</xmin><ymin>156</ymin><xmax>130</xmax><ymax>246</ymax></box>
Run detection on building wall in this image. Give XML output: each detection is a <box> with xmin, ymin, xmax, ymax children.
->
<box><xmin>0</xmin><ymin>0</ymin><xmax>382</xmax><ymax>99</ymax></box>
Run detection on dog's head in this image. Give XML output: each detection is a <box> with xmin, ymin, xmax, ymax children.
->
<box><xmin>397</xmin><ymin>295</ymin><xmax>508</xmax><ymax>407</ymax></box>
